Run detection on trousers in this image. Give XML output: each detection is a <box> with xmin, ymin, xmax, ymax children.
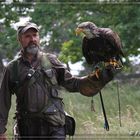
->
<box><xmin>17</xmin><ymin>117</ymin><xmax>66</xmax><ymax>140</ymax></box>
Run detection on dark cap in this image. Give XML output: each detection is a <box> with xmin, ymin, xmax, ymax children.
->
<box><xmin>17</xmin><ymin>22</ymin><xmax>39</xmax><ymax>36</ymax></box>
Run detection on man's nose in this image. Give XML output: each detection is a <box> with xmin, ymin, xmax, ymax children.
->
<box><xmin>30</xmin><ymin>36</ymin><xmax>36</xmax><ymax>42</ymax></box>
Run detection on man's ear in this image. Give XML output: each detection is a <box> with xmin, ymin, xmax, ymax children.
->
<box><xmin>17</xmin><ymin>36</ymin><xmax>21</xmax><ymax>42</ymax></box>
<box><xmin>17</xmin><ymin>36</ymin><xmax>22</xmax><ymax>47</ymax></box>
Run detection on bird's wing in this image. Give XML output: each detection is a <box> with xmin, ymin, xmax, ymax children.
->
<box><xmin>99</xmin><ymin>28</ymin><xmax>124</xmax><ymax>57</ymax></box>
<box><xmin>82</xmin><ymin>37</ymin><xmax>94</xmax><ymax>65</ymax></box>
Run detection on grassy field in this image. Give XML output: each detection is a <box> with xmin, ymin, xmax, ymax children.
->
<box><xmin>6</xmin><ymin>80</ymin><xmax>140</xmax><ymax>139</ymax></box>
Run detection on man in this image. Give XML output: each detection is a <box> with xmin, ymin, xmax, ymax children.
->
<box><xmin>0</xmin><ymin>22</ymin><xmax>116</xmax><ymax>140</ymax></box>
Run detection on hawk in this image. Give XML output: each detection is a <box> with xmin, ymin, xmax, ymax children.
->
<box><xmin>75</xmin><ymin>21</ymin><xmax>124</xmax><ymax>77</ymax></box>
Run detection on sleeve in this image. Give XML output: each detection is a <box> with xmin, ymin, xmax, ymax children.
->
<box><xmin>58</xmin><ymin>66</ymin><xmax>114</xmax><ymax>97</ymax></box>
<box><xmin>0</xmin><ymin>67</ymin><xmax>12</xmax><ymax>134</ymax></box>
<box><xmin>46</xmin><ymin>53</ymin><xmax>115</xmax><ymax>97</ymax></box>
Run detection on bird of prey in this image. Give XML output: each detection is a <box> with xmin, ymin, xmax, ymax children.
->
<box><xmin>75</xmin><ymin>21</ymin><xmax>124</xmax><ymax>77</ymax></box>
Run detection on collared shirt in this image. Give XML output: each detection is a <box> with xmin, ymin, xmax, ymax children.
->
<box><xmin>0</xmin><ymin>51</ymin><xmax>80</xmax><ymax>134</ymax></box>
<box><xmin>0</xmin><ymin>50</ymin><xmax>113</xmax><ymax>134</ymax></box>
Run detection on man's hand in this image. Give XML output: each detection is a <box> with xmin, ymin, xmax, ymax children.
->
<box><xmin>0</xmin><ymin>134</ymin><xmax>7</xmax><ymax>140</ymax></box>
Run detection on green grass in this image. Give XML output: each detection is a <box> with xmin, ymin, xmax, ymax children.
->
<box><xmin>6</xmin><ymin>81</ymin><xmax>140</xmax><ymax>139</ymax></box>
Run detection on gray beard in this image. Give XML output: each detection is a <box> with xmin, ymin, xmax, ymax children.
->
<box><xmin>25</xmin><ymin>45</ymin><xmax>39</xmax><ymax>55</ymax></box>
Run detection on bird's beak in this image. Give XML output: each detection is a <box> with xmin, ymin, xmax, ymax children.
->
<box><xmin>75</xmin><ymin>28</ymin><xmax>84</xmax><ymax>36</ymax></box>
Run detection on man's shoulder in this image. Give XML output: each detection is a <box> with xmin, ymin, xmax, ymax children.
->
<box><xmin>40</xmin><ymin>52</ymin><xmax>66</xmax><ymax>69</ymax></box>
<box><xmin>6</xmin><ymin>56</ymin><xmax>21</xmax><ymax>70</ymax></box>
<box><xmin>40</xmin><ymin>52</ymin><xmax>58</xmax><ymax>60</ymax></box>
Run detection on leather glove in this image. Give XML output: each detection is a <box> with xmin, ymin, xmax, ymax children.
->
<box><xmin>79</xmin><ymin>64</ymin><xmax>122</xmax><ymax>97</ymax></box>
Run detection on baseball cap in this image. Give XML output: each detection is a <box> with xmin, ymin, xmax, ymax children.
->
<box><xmin>17</xmin><ymin>22</ymin><xmax>39</xmax><ymax>36</ymax></box>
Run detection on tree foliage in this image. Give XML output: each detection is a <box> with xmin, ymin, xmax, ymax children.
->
<box><xmin>0</xmin><ymin>1</ymin><xmax>139</xmax><ymax>72</ymax></box>
<box><xmin>0</xmin><ymin>2</ymin><xmax>33</xmax><ymax>59</ymax></box>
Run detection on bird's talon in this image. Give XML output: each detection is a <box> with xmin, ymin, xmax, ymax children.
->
<box><xmin>95</xmin><ymin>68</ymin><xmax>100</xmax><ymax>79</ymax></box>
<box><xmin>105</xmin><ymin>58</ymin><xmax>123</xmax><ymax>70</ymax></box>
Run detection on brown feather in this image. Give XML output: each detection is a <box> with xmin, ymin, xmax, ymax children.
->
<box><xmin>77</xmin><ymin>22</ymin><xmax>124</xmax><ymax>65</ymax></box>
<box><xmin>82</xmin><ymin>28</ymin><xmax>124</xmax><ymax>65</ymax></box>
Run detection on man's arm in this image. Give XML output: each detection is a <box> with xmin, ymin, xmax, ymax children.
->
<box><xmin>46</xmin><ymin>53</ymin><xmax>117</xmax><ymax>96</ymax></box>
<box><xmin>58</xmin><ymin>65</ymin><xmax>115</xmax><ymax>96</ymax></box>
<box><xmin>0</xmin><ymin>67</ymin><xmax>12</xmax><ymax>135</ymax></box>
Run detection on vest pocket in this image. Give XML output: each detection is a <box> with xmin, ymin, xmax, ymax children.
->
<box><xmin>44</xmin><ymin>69</ymin><xmax>58</xmax><ymax>85</ymax></box>
<box><xmin>42</xmin><ymin>89</ymin><xmax>65</xmax><ymax>126</ymax></box>
<box><xmin>42</xmin><ymin>102</ymin><xmax>65</xmax><ymax>126</ymax></box>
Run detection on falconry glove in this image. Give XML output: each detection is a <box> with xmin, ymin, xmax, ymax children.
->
<box><xmin>79</xmin><ymin>63</ymin><xmax>121</xmax><ymax>97</ymax></box>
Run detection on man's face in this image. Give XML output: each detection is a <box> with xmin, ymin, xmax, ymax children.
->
<box><xmin>19</xmin><ymin>28</ymin><xmax>40</xmax><ymax>49</ymax></box>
